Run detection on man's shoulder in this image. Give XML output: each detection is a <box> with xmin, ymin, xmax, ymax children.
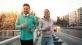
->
<box><xmin>17</xmin><ymin>14</ymin><xmax>23</xmax><ymax>18</ymax></box>
<box><xmin>29</xmin><ymin>14</ymin><xmax>36</xmax><ymax>18</ymax></box>
<box><xmin>29</xmin><ymin>14</ymin><xmax>34</xmax><ymax>17</ymax></box>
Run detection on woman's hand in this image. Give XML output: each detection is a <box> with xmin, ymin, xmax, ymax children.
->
<box><xmin>46</xmin><ymin>26</ymin><xmax>51</xmax><ymax>30</ymax></box>
<box><xmin>54</xmin><ymin>28</ymin><xmax>57</xmax><ymax>32</ymax></box>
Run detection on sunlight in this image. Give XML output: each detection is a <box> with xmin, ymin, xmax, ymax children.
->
<box><xmin>0</xmin><ymin>0</ymin><xmax>82</xmax><ymax>20</ymax></box>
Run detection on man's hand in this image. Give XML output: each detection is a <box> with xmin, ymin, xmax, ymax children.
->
<box><xmin>30</xmin><ymin>28</ymin><xmax>34</xmax><ymax>33</ymax></box>
<box><xmin>22</xmin><ymin>23</ymin><xmax>26</xmax><ymax>28</ymax></box>
<box><xmin>46</xmin><ymin>26</ymin><xmax>51</xmax><ymax>30</ymax></box>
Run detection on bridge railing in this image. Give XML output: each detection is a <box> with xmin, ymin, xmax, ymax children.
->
<box><xmin>0</xmin><ymin>35</ymin><xmax>21</xmax><ymax>45</ymax></box>
<box><xmin>0</xmin><ymin>30</ymin><xmax>20</xmax><ymax>39</ymax></box>
<box><xmin>0</xmin><ymin>29</ymin><xmax>40</xmax><ymax>45</ymax></box>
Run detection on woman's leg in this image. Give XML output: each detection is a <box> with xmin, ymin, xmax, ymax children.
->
<box><xmin>47</xmin><ymin>37</ymin><xmax>53</xmax><ymax>45</ymax></box>
<box><xmin>41</xmin><ymin>37</ymin><xmax>47</xmax><ymax>45</ymax></box>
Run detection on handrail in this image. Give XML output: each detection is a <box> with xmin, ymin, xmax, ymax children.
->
<box><xmin>0</xmin><ymin>30</ymin><xmax>20</xmax><ymax>38</ymax></box>
<box><xmin>0</xmin><ymin>35</ymin><xmax>21</xmax><ymax>45</ymax></box>
<box><xmin>0</xmin><ymin>29</ymin><xmax>40</xmax><ymax>45</ymax></box>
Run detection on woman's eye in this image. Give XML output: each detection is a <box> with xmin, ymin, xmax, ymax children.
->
<box><xmin>45</xmin><ymin>12</ymin><xmax>48</xmax><ymax>13</ymax></box>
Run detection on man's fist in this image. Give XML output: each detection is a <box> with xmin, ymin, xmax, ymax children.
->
<box><xmin>22</xmin><ymin>23</ymin><xmax>26</xmax><ymax>28</ymax></box>
<box><xmin>30</xmin><ymin>28</ymin><xmax>34</xmax><ymax>33</ymax></box>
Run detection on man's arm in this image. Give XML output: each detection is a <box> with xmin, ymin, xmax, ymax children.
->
<box><xmin>30</xmin><ymin>16</ymin><xmax>37</xmax><ymax>33</ymax></box>
<box><xmin>15</xmin><ymin>16</ymin><xmax>22</xmax><ymax>30</ymax></box>
<box><xmin>32</xmin><ymin>17</ymin><xmax>37</xmax><ymax>30</ymax></box>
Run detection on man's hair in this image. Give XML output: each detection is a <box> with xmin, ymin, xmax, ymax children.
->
<box><xmin>23</xmin><ymin>3</ymin><xmax>30</xmax><ymax>8</ymax></box>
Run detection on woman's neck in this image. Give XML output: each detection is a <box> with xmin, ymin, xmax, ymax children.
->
<box><xmin>45</xmin><ymin>17</ymin><xmax>50</xmax><ymax>21</ymax></box>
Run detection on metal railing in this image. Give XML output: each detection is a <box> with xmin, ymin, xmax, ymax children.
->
<box><xmin>0</xmin><ymin>35</ymin><xmax>21</xmax><ymax>45</ymax></box>
<box><xmin>0</xmin><ymin>29</ymin><xmax>40</xmax><ymax>45</ymax></box>
<box><xmin>0</xmin><ymin>30</ymin><xmax>20</xmax><ymax>39</ymax></box>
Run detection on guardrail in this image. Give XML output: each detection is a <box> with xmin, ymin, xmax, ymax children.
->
<box><xmin>64</xmin><ymin>26</ymin><xmax>82</xmax><ymax>30</ymax></box>
<box><xmin>0</xmin><ymin>29</ymin><xmax>40</xmax><ymax>45</ymax></box>
<box><xmin>0</xmin><ymin>35</ymin><xmax>21</xmax><ymax>45</ymax></box>
<box><xmin>0</xmin><ymin>30</ymin><xmax>20</xmax><ymax>39</ymax></box>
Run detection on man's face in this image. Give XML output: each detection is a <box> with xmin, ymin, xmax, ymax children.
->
<box><xmin>23</xmin><ymin>6</ymin><xmax>30</xmax><ymax>14</ymax></box>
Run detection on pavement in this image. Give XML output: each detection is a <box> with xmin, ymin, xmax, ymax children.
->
<box><xmin>35</xmin><ymin>33</ymin><xmax>68</xmax><ymax>45</ymax></box>
<box><xmin>54</xmin><ymin>32</ymin><xmax>82</xmax><ymax>45</ymax></box>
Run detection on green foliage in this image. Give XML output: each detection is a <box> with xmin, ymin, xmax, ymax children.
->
<box><xmin>56</xmin><ymin>16</ymin><xmax>68</xmax><ymax>27</ymax></box>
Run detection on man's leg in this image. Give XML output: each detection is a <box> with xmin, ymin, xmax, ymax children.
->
<box><xmin>28</xmin><ymin>39</ymin><xmax>33</xmax><ymax>45</ymax></box>
<box><xmin>20</xmin><ymin>39</ymin><xmax>33</xmax><ymax>45</ymax></box>
<box><xmin>20</xmin><ymin>40</ymin><xmax>26</xmax><ymax>45</ymax></box>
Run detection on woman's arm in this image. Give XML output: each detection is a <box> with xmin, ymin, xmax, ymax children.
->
<box><xmin>38</xmin><ymin>19</ymin><xmax>46</xmax><ymax>31</ymax></box>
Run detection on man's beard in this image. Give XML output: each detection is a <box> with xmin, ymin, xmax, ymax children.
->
<box><xmin>24</xmin><ymin>11</ymin><xmax>29</xmax><ymax>14</ymax></box>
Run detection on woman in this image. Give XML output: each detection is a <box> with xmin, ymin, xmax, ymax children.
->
<box><xmin>38</xmin><ymin>9</ymin><xmax>55</xmax><ymax>45</ymax></box>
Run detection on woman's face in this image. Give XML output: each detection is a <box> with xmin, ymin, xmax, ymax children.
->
<box><xmin>44</xmin><ymin>9</ymin><xmax>50</xmax><ymax>18</ymax></box>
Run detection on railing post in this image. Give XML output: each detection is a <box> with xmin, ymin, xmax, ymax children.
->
<box><xmin>6</xmin><ymin>30</ymin><xmax>9</xmax><ymax>38</ymax></box>
<box><xmin>2</xmin><ymin>30</ymin><xmax>4</xmax><ymax>39</ymax></box>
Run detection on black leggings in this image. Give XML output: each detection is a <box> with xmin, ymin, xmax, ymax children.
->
<box><xmin>20</xmin><ymin>39</ymin><xmax>33</xmax><ymax>45</ymax></box>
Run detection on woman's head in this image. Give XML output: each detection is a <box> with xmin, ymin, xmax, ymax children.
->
<box><xmin>44</xmin><ymin>9</ymin><xmax>50</xmax><ymax>18</ymax></box>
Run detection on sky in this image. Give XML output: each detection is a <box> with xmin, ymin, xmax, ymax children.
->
<box><xmin>0</xmin><ymin>0</ymin><xmax>82</xmax><ymax>20</ymax></box>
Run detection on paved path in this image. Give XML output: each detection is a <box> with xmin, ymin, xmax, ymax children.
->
<box><xmin>35</xmin><ymin>34</ymin><xmax>68</xmax><ymax>45</ymax></box>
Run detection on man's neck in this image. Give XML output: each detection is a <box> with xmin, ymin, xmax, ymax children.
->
<box><xmin>24</xmin><ymin>14</ymin><xmax>29</xmax><ymax>16</ymax></box>
<box><xmin>25</xmin><ymin>13</ymin><xmax>28</xmax><ymax>15</ymax></box>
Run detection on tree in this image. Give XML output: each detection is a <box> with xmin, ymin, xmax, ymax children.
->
<box><xmin>0</xmin><ymin>13</ymin><xmax>6</xmax><ymax>29</ymax></box>
<box><xmin>56</xmin><ymin>16</ymin><xmax>68</xmax><ymax>27</ymax></box>
<box><xmin>0</xmin><ymin>12</ymin><xmax>18</xmax><ymax>30</ymax></box>
<box><xmin>30</xmin><ymin>11</ymin><xmax>39</xmax><ymax>20</ymax></box>
<box><xmin>56</xmin><ymin>16</ymin><xmax>61</xmax><ymax>25</ymax></box>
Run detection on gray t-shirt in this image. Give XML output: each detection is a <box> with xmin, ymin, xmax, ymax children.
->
<box><xmin>38</xmin><ymin>18</ymin><xmax>55</xmax><ymax>37</ymax></box>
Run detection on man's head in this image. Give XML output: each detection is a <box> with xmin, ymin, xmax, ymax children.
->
<box><xmin>23</xmin><ymin>3</ymin><xmax>30</xmax><ymax>15</ymax></box>
<box><xmin>44</xmin><ymin>9</ymin><xmax>50</xmax><ymax>18</ymax></box>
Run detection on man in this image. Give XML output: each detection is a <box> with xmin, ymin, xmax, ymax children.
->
<box><xmin>38</xmin><ymin>9</ymin><xmax>56</xmax><ymax>45</ymax></box>
<box><xmin>15</xmin><ymin>3</ymin><xmax>37</xmax><ymax>45</ymax></box>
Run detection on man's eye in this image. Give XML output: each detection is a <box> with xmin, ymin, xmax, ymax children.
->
<box><xmin>24</xmin><ymin>9</ymin><xmax>28</xmax><ymax>10</ymax></box>
<box><xmin>45</xmin><ymin>12</ymin><xmax>48</xmax><ymax>13</ymax></box>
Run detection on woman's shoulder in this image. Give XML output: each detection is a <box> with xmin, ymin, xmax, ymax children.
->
<box><xmin>38</xmin><ymin>18</ymin><xmax>44</xmax><ymax>23</ymax></box>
